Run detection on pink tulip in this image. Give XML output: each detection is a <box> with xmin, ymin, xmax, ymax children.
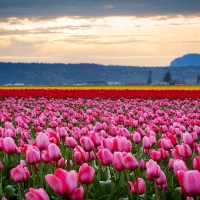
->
<box><xmin>11</xmin><ymin>164</ymin><xmax>30</xmax><ymax>183</ymax></box>
<box><xmin>113</xmin><ymin>151</ymin><xmax>125</xmax><ymax>171</ymax></box>
<box><xmin>18</xmin><ymin>138</ymin><xmax>25</xmax><ymax>147</ymax></box>
<box><xmin>176</xmin><ymin>144</ymin><xmax>192</xmax><ymax>158</ymax></box>
<box><xmin>158</xmin><ymin>138</ymin><xmax>173</xmax><ymax>151</ymax></box>
<box><xmin>150</xmin><ymin>150</ymin><xmax>162</xmax><ymax>162</ymax></box>
<box><xmin>78</xmin><ymin>163</ymin><xmax>95</xmax><ymax>184</ymax></box>
<box><xmin>88</xmin><ymin>131</ymin><xmax>101</xmax><ymax>147</ymax></box>
<box><xmin>97</xmin><ymin>149</ymin><xmax>113</xmax><ymax>166</ymax></box>
<box><xmin>4</xmin><ymin>121</ymin><xmax>15</xmax><ymax>131</ymax></box>
<box><xmin>171</xmin><ymin>149</ymin><xmax>183</xmax><ymax>160</ymax></box>
<box><xmin>57</xmin><ymin>157</ymin><xmax>65</xmax><ymax>168</ymax></box>
<box><xmin>94</xmin><ymin>122</ymin><xmax>102</xmax><ymax>131</ymax></box>
<box><xmin>177</xmin><ymin>170</ymin><xmax>200</xmax><ymax>197</ymax></box>
<box><xmin>45</xmin><ymin>168</ymin><xmax>78</xmax><ymax>196</ymax></box>
<box><xmin>66</xmin><ymin>137</ymin><xmax>78</xmax><ymax>148</ymax></box>
<box><xmin>139</xmin><ymin>159</ymin><xmax>146</xmax><ymax>170</ymax></box>
<box><xmin>155</xmin><ymin>170</ymin><xmax>167</xmax><ymax>185</ymax></box>
<box><xmin>168</xmin><ymin>158</ymin><xmax>175</xmax><ymax>169</ymax></box>
<box><xmin>131</xmin><ymin>132</ymin><xmax>141</xmax><ymax>144</ymax></box>
<box><xmin>160</xmin><ymin>125</ymin><xmax>168</xmax><ymax>133</ymax></box>
<box><xmin>88</xmin><ymin>151</ymin><xmax>96</xmax><ymax>161</ymax></box>
<box><xmin>41</xmin><ymin>150</ymin><xmax>51</xmax><ymax>163</ymax></box>
<box><xmin>47</xmin><ymin>143</ymin><xmax>61</xmax><ymax>161</ymax></box>
<box><xmin>1</xmin><ymin>137</ymin><xmax>18</xmax><ymax>155</ymax></box>
<box><xmin>113</xmin><ymin>137</ymin><xmax>132</xmax><ymax>152</ymax></box>
<box><xmin>173</xmin><ymin>159</ymin><xmax>188</xmax><ymax>177</ymax></box>
<box><xmin>129</xmin><ymin>178</ymin><xmax>146</xmax><ymax>195</ymax></box>
<box><xmin>160</xmin><ymin>148</ymin><xmax>170</xmax><ymax>160</ymax></box>
<box><xmin>118</xmin><ymin>128</ymin><xmax>130</xmax><ymax>139</ymax></box>
<box><xmin>109</xmin><ymin>125</ymin><xmax>118</xmax><ymax>136</ymax></box>
<box><xmin>150</xmin><ymin>125</ymin><xmax>159</xmax><ymax>133</ymax></box>
<box><xmin>142</xmin><ymin>136</ymin><xmax>153</xmax><ymax>149</ymax></box>
<box><xmin>192</xmin><ymin>156</ymin><xmax>200</xmax><ymax>171</ymax></box>
<box><xmin>191</xmin><ymin>132</ymin><xmax>198</xmax><ymax>141</ymax></box>
<box><xmin>73</xmin><ymin>146</ymin><xmax>87</xmax><ymax>165</ymax></box>
<box><xmin>20</xmin><ymin>160</ymin><xmax>26</xmax><ymax>167</ymax></box>
<box><xmin>80</xmin><ymin>137</ymin><xmax>94</xmax><ymax>152</ymax></box>
<box><xmin>102</xmin><ymin>138</ymin><xmax>114</xmax><ymax>153</ymax></box>
<box><xmin>158</xmin><ymin>182</ymin><xmax>168</xmax><ymax>190</ymax></box>
<box><xmin>70</xmin><ymin>186</ymin><xmax>84</xmax><ymax>200</ymax></box>
<box><xmin>25</xmin><ymin>188</ymin><xmax>50</xmax><ymax>200</ymax></box>
<box><xmin>166</xmin><ymin>133</ymin><xmax>178</xmax><ymax>146</ymax></box>
<box><xmin>182</xmin><ymin>132</ymin><xmax>194</xmax><ymax>147</ymax></box>
<box><xmin>137</xmin><ymin>128</ymin><xmax>146</xmax><ymax>137</ymax></box>
<box><xmin>56</xmin><ymin>126</ymin><xmax>68</xmax><ymax>138</ymax></box>
<box><xmin>193</xmin><ymin>126</ymin><xmax>200</xmax><ymax>134</ymax></box>
<box><xmin>3</xmin><ymin>129</ymin><xmax>15</xmax><ymax>138</ymax></box>
<box><xmin>26</xmin><ymin>146</ymin><xmax>40</xmax><ymax>165</ymax></box>
<box><xmin>122</xmin><ymin>153</ymin><xmax>139</xmax><ymax>170</ymax></box>
<box><xmin>36</xmin><ymin>132</ymin><xmax>49</xmax><ymax>150</ymax></box>
<box><xmin>146</xmin><ymin>159</ymin><xmax>161</xmax><ymax>180</ymax></box>
<box><xmin>45</xmin><ymin>129</ymin><xmax>60</xmax><ymax>145</ymax></box>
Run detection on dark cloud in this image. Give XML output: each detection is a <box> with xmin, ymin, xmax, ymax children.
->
<box><xmin>0</xmin><ymin>0</ymin><xmax>200</xmax><ymax>19</ymax></box>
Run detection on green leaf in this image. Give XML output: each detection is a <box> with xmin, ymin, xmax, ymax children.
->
<box><xmin>93</xmin><ymin>176</ymin><xmax>105</xmax><ymax>198</ymax></box>
<box><xmin>106</xmin><ymin>174</ymin><xmax>126</xmax><ymax>200</ymax></box>
<box><xmin>5</xmin><ymin>185</ymin><xmax>15</xmax><ymax>199</ymax></box>
<box><xmin>101</xmin><ymin>166</ymin><xmax>109</xmax><ymax>181</ymax></box>
<box><xmin>100</xmin><ymin>180</ymin><xmax>111</xmax><ymax>195</ymax></box>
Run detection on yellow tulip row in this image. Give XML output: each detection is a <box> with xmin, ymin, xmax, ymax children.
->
<box><xmin>0</xmin><ymin>85</ymin><xmax>199</xmax><ymax>90</ymax></box>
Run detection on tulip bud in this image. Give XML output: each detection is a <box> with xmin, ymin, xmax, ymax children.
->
<box><xmin>129</xmin><ymin>178</ymin><xmax>146</xmax><ymax>195</ymax></box>
<box><xmin>78</xmin><ymin>163</ymin><xmax>95</xmax><ymax>184</ymax></box>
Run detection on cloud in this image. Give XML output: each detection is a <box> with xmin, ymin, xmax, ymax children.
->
<box><xmin>53</xmin><ymin>34</ymin><xmax>147</xmax><ymax>45</ymax></box>
<box><xmin>0</xmin><ymin>0</ymin><xmax>200</xmax><ymax>19</ymax></box>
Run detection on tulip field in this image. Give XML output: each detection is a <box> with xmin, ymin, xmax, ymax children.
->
<box><xmin>0</xmin><ymin>87</ymin><xmax>200</xmax><ymax>200</ymax></box>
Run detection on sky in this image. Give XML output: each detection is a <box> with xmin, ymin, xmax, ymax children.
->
<box><xmin>0</xmin><ymin>0</ymin><xmax>200</xmax><ymax>66</ymax></box>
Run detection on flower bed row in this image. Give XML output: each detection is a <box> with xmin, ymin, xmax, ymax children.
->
<box><xmin>0</xmin><ymin>89</ymin><xmax>200</xmax><ymax>99</ymax></box>
<box><xmin>0</xmin><ymin>96</ymin><xmax>200</xmax><ymax>199</ymax></box>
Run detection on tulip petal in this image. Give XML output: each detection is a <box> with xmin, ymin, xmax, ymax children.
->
<box><xmin>45</xmin><ymin>174</ymin><xmax>64</xmax><ymax>196</ymax></box>
<box><xmin>25</xmin><ymin>192</ymin><xmax>40</xmax><ymax>200</ymax></box>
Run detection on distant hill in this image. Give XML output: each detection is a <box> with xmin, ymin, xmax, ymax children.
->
<box><xmin>0</xmin><ymin>62</ymin><xmax>199</xmax><ymax>85</ymax></box>
<box><xmin>170</xmin><ymin>53</ymin><xmax>200</xmax><ymax>67</ymax></box>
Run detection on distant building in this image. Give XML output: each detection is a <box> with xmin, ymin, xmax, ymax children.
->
<box><xmin>107</xmin><ymin>82</ymin><xmax>121</xmax><ymax>85</ymax></box>
<box><xmin>86</xmin><ymin>81</ymin><xmax>108</xmax><ymax>86</ymax></box>
<box><xmin>13</xmin><ymin>83</ymin><xmax>25</xmax><ymax>86</ymax></box>
<box><xmin>4</xmin><ymin>83</ymin><xmax>12</xmax><ymax>86</ymax></box>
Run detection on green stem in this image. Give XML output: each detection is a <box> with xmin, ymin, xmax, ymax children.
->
<box><xmin>109</xmin><ymin>166</ymin><xmax>114</xmax><ymax>192</ymax></box>
<box><xmin>162</xmin><ymin>187</ymin><xmax>166</xmax><ymax>200</ymax></box>
<box><xmin>0</xmin><ymin>172</ymin><xmax>2</xmax><ymax>198</ymax></box>
<box><xmin>137</xmin><ymin>144</ymin><xmax>140</xmax><ymax>157</ymax></box>
<box><xmin>31</xmin><ymin>165</ymin><xmax>36</xmax><ymax>188</ymax></box>
<box><xmin>86</xmin><ymin>184</ymin><xmax>89</xmax><ymax>200</ymax></box>
<box><xmin>98</xmin><ymin>160</ymin><xmax>101</xmax><ymax>180</ymax></box>
<box><xmin>153</xmin><ymin>179</ymin><xmax>158</xmax><ymax>200</ymax></box>
<box><xmin>12</xmin><ymin>154</ymin><xmax>16</xmax><ymax>166</ymax></box>
<box><xmin>134</xmin><ymin>170</ymin><xmax>139</xmax><ymax>200</ymax></box>
<box><xmin>62</xmin><ymin>196</ymin><xmax>67</xmax><ymax>200</ymax></box>
<box><xmin>21</xmin><ymin>182</ymin><xmax>25</xmax><ymax>199</ymax></box>
<box><xmin>18</xmin><ymin>183</ymin><xmax>22</xmax><ymax>200</ymax></box>
<box><xmin>123</xmin><ymin>170</ymin><xmax>132</xmax><ymax>198</ymax></box>
<box><xmin>40</xmin><ymin>152</ymin><xmax>44</xmax><ymax>188</ymax></box>
<box><xmin>62</xmin><ymin>138</ymin><xmax>66</xmax><ymax>159</ymax></box>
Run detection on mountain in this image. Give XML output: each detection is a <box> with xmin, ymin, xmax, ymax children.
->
<box><xmin>170</xmin><ymin>53</ymin><xmax>200</xmax><ymax>67</ymax></box>
<box><xmin>0</xmin><ymin>62</ymin><xmax>199</xmax><ymax>85</ymax></box>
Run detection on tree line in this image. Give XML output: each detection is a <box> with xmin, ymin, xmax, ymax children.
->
<box><xmin>0</xmin><ymin>62</ymin><xmax>199</xmax><ymax>85</ymax></box>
